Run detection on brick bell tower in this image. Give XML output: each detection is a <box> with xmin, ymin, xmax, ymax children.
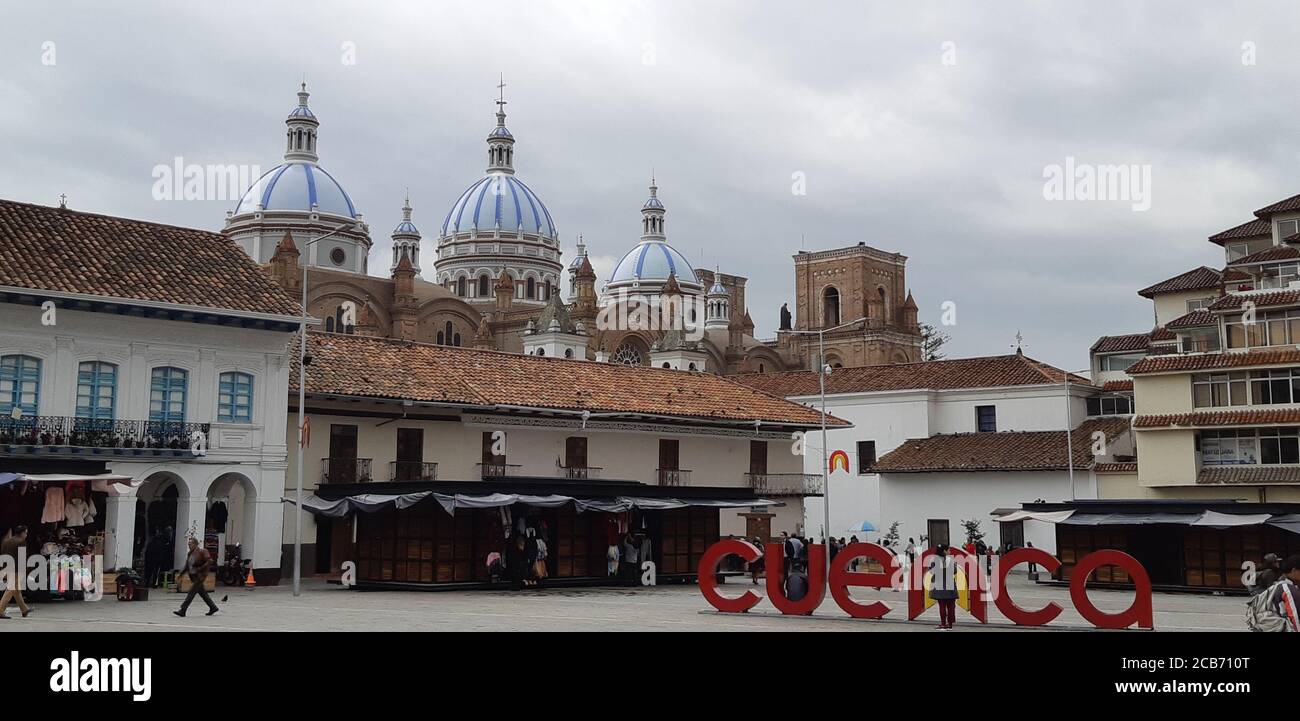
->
<box><xmin>782</xmin><ymin>242</ymin><xmax>922</xmax><ymax>368</ymax></box>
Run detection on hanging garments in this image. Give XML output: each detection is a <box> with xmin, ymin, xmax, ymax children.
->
<box><xmin>64</xmin><ymin>497</ymin><xmax>97</xmax><ymax>528</ymax></box>
<box><xmin>41</xmin><ymin>486</ymin><xmax>66</xmax><ymax>524</ymax></box>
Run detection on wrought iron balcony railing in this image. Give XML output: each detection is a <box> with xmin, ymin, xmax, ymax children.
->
<box><xmin>321</xmin><ymin>458</ymin><xmax>373</xmax><ymax>484</ymax></box>
<box><xmin>656</xmin><ymin>468</ymin><xmax>692</xmax><ymax>486</ymax></box>
<box><xmin>478</xmin><ymin>462</ymin><xmax>522</xmax><ymax>479</ymax></box>
<box><xmin>389</xmin><ymin>461</ymin><xmax>438</xmax><ymax>481</ymax></box>
<box><xmin>746</xmin><ymin>472</ymin><xmax>824</xmax><ymax>496</ymax></box>
<box><xmin>0</xmin><ymin>416</ymin><xmax>210</xmax><ymax>454</ymax></box>
<box><xmin>560</xmin><ymin>465</ymin><xmax>603</xmax><ymax>479</ymax></box>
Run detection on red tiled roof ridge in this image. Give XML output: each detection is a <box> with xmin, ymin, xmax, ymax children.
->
<box><xmin>1136</xmin><ymin>266</ymin><xmax>1223</xmax><ymax>298</ymax></box>
<box><xmin>733</xmin><ymin>351</ymin><xmax>1084</xmax><ymax>384</ymax></box>
<box><xmin>1209</xmin><ymin>217</ymin><xmax>1272</xmax><ymax>244</ymax></box>
<box><xmin>2</xmin><ymin>197</ymin><xmax>232</xmax><ymax>238</ymax></box>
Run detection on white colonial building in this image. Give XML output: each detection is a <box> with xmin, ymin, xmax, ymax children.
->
<box><xmin>0</xmin><ymin>199</ymin><xmax>300</xmax><ymax>583</ymax></box>
<box><xmin>736</xmin><ymin>352</ymin><xmax>1135</xmax><ymax>552</ymax></box>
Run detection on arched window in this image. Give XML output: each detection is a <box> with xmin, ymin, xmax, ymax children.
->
<box><xmin>612</xmin><ymin>342</ymin><xmax>645</xmax><ymax>366</ymax></box>
<box><xmin>0</xmin><ymin>355</ymin><xmax>41</xmax><ymax>416</ymax></box>
<box><xmin>564</xmin><ymin>349</ymin><xmax>574</xmax><ymax>359</ymax></box>
<box><xmin>217</xmin><ymin>372</ymin><xmax>254</xmax><ymax>423</ymax></box>
<box><xmin>457</xmin><ymin>277</ymin><xmax>468</xmax><ymax>297</ymax></box>
<box><xmin>878</xmin><ymin>287</ymin><xmax>888</xmax><ymax>321</ymax></box>
<box><xmin>527</xmin><ymin>277</ymin><xmax>536</xmax><ymax>299</ymax></box>
<box><xmin>662</xmin><ymin>362</ymin><xmax>671</xmax><ymax>369</ymax></box>
<box><xmin>823</xmin><ymin>286</ymin><xmax>841</xmax><ymax>327</ymax></box>
<box><xmin>537</xmin><ymin>348</ymin><xmax>546</xmax><ymax>357</ymax></box>
<box><xmin>445</xmin><ymin>321</ymin><xmax>454</xmax><ymax>342</ymax></box>
<box><xmin>758</xmin><ymin>363</ymin><xmax>766</xmax><ymax>373</ymax></box>
<box><xmin>437</xmin><ymin>331</ymin><xmax>445</xmax><ymax>345</ymax></box>
<box><xmin>325</xmin><ymin>316</ymin><xmax>335</xmax><ymax>333</ymax></box>
<box><xmin>76</xmin><ymin>361</ymin><xmax>117</xmax><ymax>420</ymax></box>
<box><xmin>478</xmin><ymin>275</ymin><xmax>490</xmax><ymax>297</ymax></box>
<box><xmin>453</xmin><ymin>333</ymin><xmax>461</xmax><ymax>347</ymax></box>
<box><xmin>149</xmin><ymin>367</ymin><xmax>188</xmax><ymax>424</ymax></box>
<box><xmin>688</xmin><ymin>363</ymin><xmax>697</xmax><ymax>371</ymax></box>
<box><xmin>543</xmin><ymin>280</ymin><xmax>551</xmax><ymax>301</ymax></box>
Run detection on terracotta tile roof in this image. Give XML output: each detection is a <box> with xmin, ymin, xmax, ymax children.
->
<box><xmin>872</xmin><ymin>418</ymin><xmax>1130</xmax><ymax>473</ymax></box>
<box><xmin>1137</xmin><ymin>266</ymin><xmax>1222</xmax><ymax>298</ymax></box>
<box><xmin>730</xmin><ymin>353</ymin><xmax>1088</xmax><ymax>398</ymax></box>
<box><xmin>1101</xmin><ymin>380</ymin><xmax>1134</xmax><ymax>392</ymax></box>
<box><xmin>1209</xmin><ymin>218</ymin><xmax>1271</xmax><ymax>244</ymax></box>
<box><xmin>1198</xmin><ymin>466</ymin><xmax>1300</xmax><ymax>484</ymax></box>
<box><xmin>1223</xmin><ymin>268</ymin><xmax>1251</xmax><ymax>282</ymax></box>
<box><xmin>1135</xmin><ymin>408</ymin><xmax>1300</xmax><ymax>428</ymax></box>
<box><xmin>1228</xmin><ymin>245</ymin><xmax>1300</xmax><ymax>265</ymax></box>
<box><xmin>1206</xmin><ymin>290</ymin><xmax>1300</xmax><ymax>311</ymax></box>
<box><xmin>0</xmin><ymin>198</ymin><xmax>300</xmax><ymax>317</ymax></box>
<box><xmin>1091</xmin><ymin>333</ymin><xmax>1151</xmax><ymax>354</ymax></box>
<box><xmin>1128</xmin><ymin>347</ymin><xmax>1300</xmax><ymax>375</ymax></box>
<box><xmin>1255</xmin><ymin>193</ymin><xmax>1300</xmax><ymax>218</ymax></box>
<box><xmin>1165</xmin><ymin>310</ymin><xmax>1216</xmax><ymax>329</ymax></box>
<box><xmin>292</xmin><ymin>332</ymin><xmax>845</xmax><ymax>427</ymax></box>
<box><xmin>1150</xmin><ymin>326</ymin><xmax>1177</xmax><ymax>342</ymax></box>
<box><xmin>1094</xmin><ymin>462</ymin><xmax>1138</xmax><ymax>473</ymax></box>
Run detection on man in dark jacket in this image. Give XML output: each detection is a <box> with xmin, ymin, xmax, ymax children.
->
<box><xmin>173</xmin><ymin>537</ymin><xmax>218</xmax><ymax>617</ymax></box>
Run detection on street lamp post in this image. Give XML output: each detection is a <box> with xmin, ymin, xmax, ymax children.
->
<box><xmin>1063</xmin><ymin>367</ymin><xmax>1094</xmax><ymax>503</ymax></box>
<box><xmin>292</xmin><ymin>224</ymin><xmax>358</xmax><ymax>597</ymax></box>
<box><xmin>783</xmin><ymin>316</ymin><xmax>868</xmax><ymax>582</ymax></box>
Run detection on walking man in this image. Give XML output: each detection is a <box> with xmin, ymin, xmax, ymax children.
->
<box><xmin>0</xmin><ymin>526</ymin><xmax>31</xmax><ymax>619</ymax></box>
<box><xmin>173</xmin><ymin>537</ymin><xmax>218</xmax><ymax>617</ymax></box>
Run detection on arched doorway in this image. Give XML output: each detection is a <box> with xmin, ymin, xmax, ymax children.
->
<box><xmin>207</xmin><ymin>473</ymin><xmax>257</xmax><ymax>568</ymax></box>
<box><xmin>132</xmin><ymin>471</ymin><xmax>188</xmax><ymax>581</ymax></box>
<box><xmin>823</xmin><ymin>286</ymin><xmax>840</xmax><ymax>327</ymax></box>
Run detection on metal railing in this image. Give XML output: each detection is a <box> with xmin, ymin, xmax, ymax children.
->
<box><xmin>321</xmin><ymin>458</ymin><xmax>373</xmax><ymax>484</ymax></box>
<box><xmin>560</xmin><ymin>465</ymin><xmax>603</xmax><ymax>479</ymax></box>
<box><xmin>656</xmin><ymin>468</ymin><xmax>692</xmax><ymax>486</ymax></box>
<box><xmin>389</xmin><ymin>461</ymin><xmax>438</xmax><ymax>481</ymax></box>
<box><xmin>746</xmin><ymin>473</ymin><xmax>825</xmax><ymax>496</ymax></box>
<box><xmin>0</xmin><ymin>416</ymin><xmax>210</xmax><ymax>452</ymax></box>
<box><xmin>478</xmin><ymin>462</ymin><xmax>522</xmax><ymax>479</ymax></box>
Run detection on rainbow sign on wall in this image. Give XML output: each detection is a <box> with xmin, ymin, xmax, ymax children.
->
<box><xmin>828</xmin><ymin>450</ymin><xmax>850</xmax><ymax>473</ymax></box>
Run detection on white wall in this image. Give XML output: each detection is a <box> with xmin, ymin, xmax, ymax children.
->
<box><xmin>878</xmin><ymin>470</ymin><xmax>1079</xmax><ymax>553</ymax></box>
<box><xmin>790</xmin><ymin>383</ymin><xmax>1092</xmax><ymax>540</ymax></box>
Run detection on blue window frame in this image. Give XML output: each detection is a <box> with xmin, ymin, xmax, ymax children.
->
<box><xmin>0</xmin><ymin>355</ymin><xmax>40</xmax><ymax>416</ymax></box>
<box><xmin>76</xmin><ymin>361</ymin><xmax>117</xmax><ymax>420</ymax></box>
<box><xmin>218</xmin><ymin>372</ymin><xmax>254</xmax><ymax>423</ymax></box>
<box><xmin>149</xmin><ymin>367</ymin><xmax>188</xmax><ymax>423</ymax></box>
<box><xmin>976</xmin><ymin>405</ymin><xmax>997</xmax><ymax>433</ymax></box>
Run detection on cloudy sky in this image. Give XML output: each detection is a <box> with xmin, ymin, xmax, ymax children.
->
<box><xmin>3</xmin><ymin>0</ymin><xmax>1298</xmax><ymax>371</ymax></box>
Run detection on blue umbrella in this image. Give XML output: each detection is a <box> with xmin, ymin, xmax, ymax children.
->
<box><xmin>844</xmin><ymin>521</ymin><xmax>877</xmax><ymax>534</ymax></box>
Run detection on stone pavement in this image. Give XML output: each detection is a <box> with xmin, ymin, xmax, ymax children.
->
<box><xmin>0</xmin><ymin>574</ymin><xmax>1249</xmax><ymax>632</ymax></box>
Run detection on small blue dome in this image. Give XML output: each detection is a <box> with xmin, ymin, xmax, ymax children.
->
<box><xmin>441</xmin><ymin>173</ymin><xmax>557</xmax><ymax>239</ymax></box>
<box><xmin>490</xmin><ymin>125</ymin><xmax>514</xmax><ymax>139</ymax></box>
<box><xmin>288</xmin><ymin>105</ymin><xmax>316</xmax><ymax>119</ymax></box>
<box><xmin>608</xmin><ymin>240</ymin><xmax>699</xmax><ymax>287</ymax></box>
<box><xmin>393</xmin><ymin>219</ymin><xmax>419</xmax><ymax>236</ymax></box>
<box><xmin>643</xmin><ymin>196</ymin><xmax>664</xmax><ymax>210</ymax></box>
<box><xmin>233</xmin><ymin>162</ymin><xmax>357</xmax><ymax>218</ymax></box>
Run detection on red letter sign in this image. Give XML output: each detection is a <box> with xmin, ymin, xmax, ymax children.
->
<box><xmin>828</xmin><ymin>543</ymin><xmax>899</xmax><ymax>619</ymax></box>
<box><xmin>1069</xmin><ymin>550</ymin><xmax>1154</xmax><ymax>630</ymax></box>
<box><xmin>697</xmin><ymin>539</ymin><xmax>762</xmax><ymax>613</ymax></box>
<box><xmin>995</xmin><ymin>547</ymin><xmax>1063</xmax><ymax>626</ymax></box>
<box><xmin>765</xmin><ymin>542</ymin><xmax>826</xmax><ymax>615</ymax></box>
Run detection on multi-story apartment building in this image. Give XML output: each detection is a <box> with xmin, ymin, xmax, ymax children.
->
<box><xmin>1073</xmin><ymin>193</ymin><xmax>1300</xmax><ymax>590</ymax></box>
<box><xmin>284</xmin><ymin>331</ymin><xmax>836</xmax><ymax>586</ymax></box>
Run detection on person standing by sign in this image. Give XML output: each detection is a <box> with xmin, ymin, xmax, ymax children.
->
<box><xmin>173</xmin><ymin>537</ymin><xmax>219</xmax><ymax>617</ymax></box>
<box><xmin>928</xmin><ymin>544</ymin><xmax>959</xmax><ymax>630</ymax></box>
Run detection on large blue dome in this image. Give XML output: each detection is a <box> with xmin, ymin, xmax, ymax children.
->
<box><xmin>608</xmin><ymin>239</ymin><xmax>699</xmax><ymax>287</ymax></box>
<box><xmin>441</xmin><ymin>173</ymin><xmax>557</xmax><ymax>239</ymax></box>
<box><xmin>233</xmin><ymin>162</ymin><xmax>357</xmax><ymax>218</ymax></box>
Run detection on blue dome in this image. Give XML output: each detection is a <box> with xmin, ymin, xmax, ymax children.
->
<box><xmin>233</xmin><ymin>162</ymin><xmax>357</xmax><ymax>218</ymax></box>
<box><xmin>643</xmin><ymin>196</ymin><xmax>664</xmax><ymax>210</ymax></box>
<box><xmin>288</xmin><ymin>105</ymin><xmax>316</xmax><ymax>119</ymax></box>
<box><xmin>393</xmin><ymin>219</ymin><xmax>419</xmax><ymax>236</ymax></box>
<box><xmin>441</xmin><ymin>173</ymin><xmax>557</xmax><ymax>239</ymax></box>
<box><xmin>489</xmin><ymin>125</ymin><xmax>513</xmax><ymax>139</ymax></box>
<box><xmin>608</xmin><ymin>240</ymin><xmax>699</xmax><ymax>286</ymax></box>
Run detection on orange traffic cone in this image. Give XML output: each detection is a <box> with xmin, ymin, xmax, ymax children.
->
<box><xmin>244</xmin><ymin>568</ymin><xmax>256</xmax><ymax>588</ymax></box>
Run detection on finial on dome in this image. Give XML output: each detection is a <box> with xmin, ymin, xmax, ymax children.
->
<box><xmin>402</xmin><ymin>188</ymin><xmax>412</xmax><ymax>220</ymax></box>
<box><xmin>496</xmin><ymin>73</ymin><xmax>508</xmax><ymax>123</ymax></box>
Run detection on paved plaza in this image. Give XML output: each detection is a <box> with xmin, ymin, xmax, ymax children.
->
<box><xmin>1</xmin><ymin>574</ymin><xmax>1249</xmax><ymax>632</ymax></box>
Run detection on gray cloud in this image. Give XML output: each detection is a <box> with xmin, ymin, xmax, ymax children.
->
<box><xmin>3</xmin><ymin>0</ymin><xmax>1299</xmax><ymax>370</ymax></box>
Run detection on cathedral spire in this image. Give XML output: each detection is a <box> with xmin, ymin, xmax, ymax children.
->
<box><xmin>284</xmin><ymin>81</ymin><xmax>320</xmax><ymax>163</ymax></box>
<box><xmin>390</xmin><ymin>190</ymin><xmax>422</xmax><ymax>274</ymax></box>
<box><xmin>640</xmin><ymin>176</ymin><xmax>666</xmax><ymax>241</ymax></box>
<box><xmin>486</xmin><ymin>75</ymin><xmax>516</xmax><ymax>174</ymax></box>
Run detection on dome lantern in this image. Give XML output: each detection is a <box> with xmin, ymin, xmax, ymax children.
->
<box><xmin>390</xmin><ymin>191</ymin><xmax>422</xmax><ymax>274</ymax></box>
<box><xmin>284</xmin><ymin>82</ymin><xmax>320</xmax><ymax>163</ymax></box>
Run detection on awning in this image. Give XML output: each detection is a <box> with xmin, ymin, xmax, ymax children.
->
<box><xmin>1192</xmin><ymin>511</ymin><xmax>1275</xmax><ymax>527</ymax></box>
<box><xmin>994</xmin><ymin>510</ymin><xmax>1075</xmax><ymax>524</ymax></box>
<box><xmin>1061</xmin><ymin>512</ymin><xmax>1203</xmax><ymax>526</ymax></box>
<box><xmin>1</xmin><ymin>473</ymin><xmax>141</xmax><ymax>496</ymax></box>
<box><xmin>288</xmin><ymin>492</ymin><xmax>778</xmax><ymax>517</ymax></box>
<box><xmin>1268</xmin><ymin>514</ymin><xmax>1300</xmax><ymax>535</ymax></box>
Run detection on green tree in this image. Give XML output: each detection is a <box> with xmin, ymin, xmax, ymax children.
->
<box><xmin>960</xmin><ymin>519</ymin><xmax>984</xmax><ymax>546</ymax></box>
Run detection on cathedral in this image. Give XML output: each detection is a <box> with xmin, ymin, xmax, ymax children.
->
<box><xmin>227</xmin><ymin>84</ymin><xmax>924</xmax><ymax>373</ymax></box>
